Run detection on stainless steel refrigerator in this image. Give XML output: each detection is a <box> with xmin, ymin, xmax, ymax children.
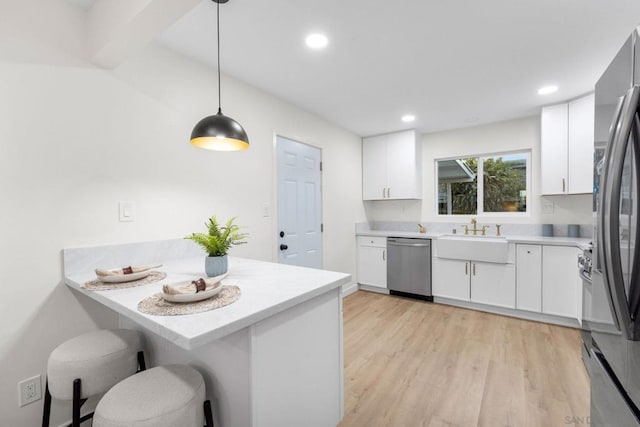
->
<box><xmin>591</xmin><ymin>26</ymin><xmax>640</xmax><ymax>426</ymax></box>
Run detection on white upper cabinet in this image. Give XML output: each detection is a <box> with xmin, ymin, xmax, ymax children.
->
<box><xmin>362</xmin><ymin>135</ymin><xmax>388</xmax><ymax>200</ymax></box>
<box><xmin>362</xmin><ymin>129</ymin><xmax>422</xmax><ymax>200</ymax></box>
<box><xmin>541</xmin><ymin>103</ymin><xmax>569</xmax><ymax>195</ymax></box>
<box><xmin>540</xmin><ymin>94</ymin><xmax>594</xmax><ymax>195</ymax></box>
<box><xmin>568</xmin><ymin>94</ymin><xmax>595</xmax><ymax>193</ymax></box>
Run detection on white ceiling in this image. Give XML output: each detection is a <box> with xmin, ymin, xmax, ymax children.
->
<box><xmin>92</xmin><ymin>1</ymin><xmax>640</xmax><ymax>137</ymax></box>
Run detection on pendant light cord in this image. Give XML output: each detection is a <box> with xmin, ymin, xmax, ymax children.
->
<box><xmin>217</xmin><ymin>0</ymin><xmax>222</xmax><ymax>114</ymax></box>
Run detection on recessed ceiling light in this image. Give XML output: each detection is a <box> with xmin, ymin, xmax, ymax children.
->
<box><xmin>538</xmin><ymin>85</ymin><xmax>558</xmax><ymax>95</ymax></box>
<box><xmin>401</xmin><ymin>114</ymin><xmax>415</xmax><ymax>123</ymax></box>
<box><xmin>305</xmin><ymin>33</ymin><xmax>328</xmax><ymax>49</ymax></box>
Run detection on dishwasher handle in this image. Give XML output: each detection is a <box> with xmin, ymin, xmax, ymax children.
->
<box><xmin>387</xmin><ymin>240</ymin><xmax>430</xmax><ymax>248</ymax></box>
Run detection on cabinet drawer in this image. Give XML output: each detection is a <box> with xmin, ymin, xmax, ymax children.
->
<box><xmin>357</xmin><ymin>236</ymin><xmax>387</xmax><ymax>247</ymax></box>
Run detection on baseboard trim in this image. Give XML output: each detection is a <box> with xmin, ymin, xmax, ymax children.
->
<box><xmin>433</xmin><ymin>297</ymin><xmax>580</xmax><ymax>328</ymax></box>
<box><xmin>341</xmin><ymin>283</ymin><xmax>359</xmax><ymax>297</ymax></box>
<box><xmin>358</xmin><ymin>284</ymin><xmax>390</xmax><ymax>295</ymax></box>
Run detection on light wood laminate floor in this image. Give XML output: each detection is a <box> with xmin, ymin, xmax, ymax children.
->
<box><xmin>339</xmin><ymin>291</ymin><xmax>590</xmax><ymax>427</ymax></box>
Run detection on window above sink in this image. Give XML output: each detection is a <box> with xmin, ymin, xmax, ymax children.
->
<box><xmin>436</xmin><ymin>150</ymin><xmax>531</xmax><ymax>217</ymax></box>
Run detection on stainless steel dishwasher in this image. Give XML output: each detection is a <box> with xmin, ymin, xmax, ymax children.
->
<box><xmin>387</xmin><ymin>237</ymin><xmax>432</xmax><ymax>301</ymax></box>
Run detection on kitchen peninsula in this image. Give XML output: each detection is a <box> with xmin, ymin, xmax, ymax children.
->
<box><xmin>63</xmin><ymin>239</ymin><xmax>350</xmax><ymax>427</ymax></box>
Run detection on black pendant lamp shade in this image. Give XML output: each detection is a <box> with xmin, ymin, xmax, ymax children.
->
<box><xmin>191</xmin><ymin>109</ymin><xmax>249</xmax><ymax>151</ymax></box>
<box><xmin>190</xmin><ymin>0</ymin><xmax>249</xmax><ymax>151</ymax></box>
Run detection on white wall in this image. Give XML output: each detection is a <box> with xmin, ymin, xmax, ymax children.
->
<box><xmin>0</xmin><ymin>27</ymin><xmax>364</xmax><ymax>427</ymax></box>
<box><xmin>364</xmin><ymin>116</ymin><xmax>592</xmax><ymax>225</ymax></box>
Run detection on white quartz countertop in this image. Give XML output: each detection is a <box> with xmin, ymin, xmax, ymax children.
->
<box><xmin>356</xmin><ymin>230</ymin><xmax>591</xmax><ymax>248</ymax></box>
<box><xmin>64</xmin><ymin>255</ymin><xmax>351</xmax><ymax>350</ymax></box>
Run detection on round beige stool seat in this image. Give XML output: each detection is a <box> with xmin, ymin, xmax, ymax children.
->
<box><xmin>93</xmin><ymin>364</ymin><xmax>206</xmax><ymax>427</ymax></box>
<box><xmin>47</xmin><ymin>329</ymin><xmax>142</xmax><ymax>400</ymax></box>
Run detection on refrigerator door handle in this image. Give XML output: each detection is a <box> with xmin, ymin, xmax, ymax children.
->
<box><xmin>627</xmin><ymin>114</ymin><xmax>640</xmax><ymax>322</ymax></box>
<box><xmin>599</xmin><ymin>94</ymin><xmax>626</xmax><ymax>331</ymax></box>
<box><xmin>601</xmin><ymin>85</ymin><xmax>640</xmax><ymax>340</ymax></box>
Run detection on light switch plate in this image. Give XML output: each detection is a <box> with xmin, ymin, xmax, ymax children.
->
<box><xmin>119</xmin><ymin>201</ymin><xmax>134</xmax><ymax>222</ymax></box>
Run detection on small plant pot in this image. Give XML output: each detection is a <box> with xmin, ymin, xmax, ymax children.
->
<box><xmin>205</xmin><ymin>255</ymin><xmax>228</xmax><ymax>277</ymax></box>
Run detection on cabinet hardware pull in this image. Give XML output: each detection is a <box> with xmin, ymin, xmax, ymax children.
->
<box><xmin>465</xmin><ymin>263</ymin><xmax>468</xmax><ymax>275</ymax></box>
<box><xmin>383</xmin><ymin>249</ymin><xmax>386</xmax><ymax>261</ymax></box>
<box><xmin>473</xmin><ymin>263</ymin><xmax>476</xmax><ymax>276</ymax></box>
<box><xmin>562</xmin><ymin>178</ymin><xmax>566</xmax><ymax>192</ymax></box>
<box><xmin>388</xmin><ymin>188</ymin><xmax>391</xmax><ymax>198</ymax></box>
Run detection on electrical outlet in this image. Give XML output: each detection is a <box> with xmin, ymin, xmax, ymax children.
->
<box><xmin>18</xmin><ymin>375</ymin><xmax>42</xmax><ymax>407</ymax></box>
<box><xmin>541</xmin><ymin>200</ymin><xmax>554</xmax><ymax>214</ymax></box>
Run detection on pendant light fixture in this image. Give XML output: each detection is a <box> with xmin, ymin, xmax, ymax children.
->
<box><xmin>190</xmin><ymin>0</ymin><xmax>249</xmax><ymax>151</ymax></box>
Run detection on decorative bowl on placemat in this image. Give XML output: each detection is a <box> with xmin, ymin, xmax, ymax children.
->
<box><xmin>100</xmin><ymin>270</ymin><xmax>152</xmax><ymax>283</ymax></box>
<box><xmin>95</xmin><ymin>264</ymin><xmax>162</xmax><ymax>283</ymax></box>
<box><xmin>161</xmin><ymin>273</ymin><xmax>228</xmax><ymax>303</ymax></box>
<box><xmin>162</xmin><ymin>283</ymin><xmax>225</xmax><ymax>303</ymax></box>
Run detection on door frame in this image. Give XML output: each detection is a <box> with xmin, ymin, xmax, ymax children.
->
<box><xmin>272</xmin><ymin>132</ymin><xmax>324</xmax><ymax>266</ymax></box>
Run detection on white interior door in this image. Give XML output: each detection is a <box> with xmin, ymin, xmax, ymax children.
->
<box><xmin>277</xmin><ymin>136</ymin><xmax>323</xmax><ymax>268</ymax></box>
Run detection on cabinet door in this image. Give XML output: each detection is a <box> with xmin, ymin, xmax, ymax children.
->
<box><xmin>568</xmin><ymin>94</ymin><xmax>595</xmax><ymax>194</ymax></box>
<box><xmin>362</xmin><ymin>135</ymin><xmax>388</xmax><ymax>200</ymax></box>
<box><xmin>541</xmin><ymin>103</ymin><xmax>569</xmax><ymax>195</ymax></box>
<box><xmin>516</xmin><ymin>245</ymin><xmax>542</xmax><ymax>312</ymax></box>
<box><xmin>432</xmin><ymin>258</ymin><xmax>470</xmax><ymax>301</ymax></box>
<box><xmin>470</xmin><ymin>262</ymin><xmax>516</xmax><ymax>309</ymax></box>
<box><xmin>357</xmin><ymin>245</ymin><xmax>387</xmax><ymax>288</ymax></box>
<box><xmin>542</xmin><ymin>246</ymin><xmax>579</xmax><ymax>318</ymax></box>
<box><xmin>386</xmin><ymin>130</ymin><xmax>421</xmax><ymax>199</ymax></box>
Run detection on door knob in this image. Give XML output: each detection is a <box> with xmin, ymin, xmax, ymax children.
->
<box><xmin>280</xmin><ymin>244</ymin><xmax>288</xmax><ymax>251</ymax></box>
<box><xmin>279</xmin><ymin>231</ymin><xmax>285</xmax><ymax>238</ymax></box>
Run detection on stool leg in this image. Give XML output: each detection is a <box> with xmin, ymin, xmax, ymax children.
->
<box><xmin>203</xmin><ymin>400</ymin><xmax>214</xmax><ymax>427</ymax></box>
<box><xmin>72</xmin><ymin>379</ymin><xmax>81</xmax><ymax>427</ymax></box>
<box><xmin>137</xmin><ymin>351</ymin><xmax>146</xmax><ymax>372</ymax></box>
<box><xmin>42</xmin><ymin>379</ymin><xmax>51</xmax><ymax>427</ymax></box>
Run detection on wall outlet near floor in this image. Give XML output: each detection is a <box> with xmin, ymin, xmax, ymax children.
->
<box><xmin>18</xmin><ymin>375</ymin><xmax>42</xmax><ymax>407</ymax></box>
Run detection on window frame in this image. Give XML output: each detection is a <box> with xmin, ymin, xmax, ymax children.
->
<box><xmin>435</xmin><ymin>149</ymin><xmax>531</xmax><ymax>218</ymax></box>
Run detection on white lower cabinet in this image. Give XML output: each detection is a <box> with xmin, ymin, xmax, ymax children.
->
<box><xmin>432</xmin><ymin>258</ymin><xmax>470</xmax><ymax>301</ymax></box>
<box><xmin>357</xmin><ymin>236</ymin><xmax>387</xmax><ymax>289</ymax></box>
<box><xmin>516</xmin><ymin>245</ymin><xmax>542</xmax><ymax>312</ymax></box>
<box><xmin>515</xmin><ymin>243</ymin><xmax>580</xmax><ymax>320</ymax></box>
<box><xmin>433</xmin><ymin>258</ymin><xmax>515</xmax><ymax>308</ymax></box>
<box><xmin>542</xmin><ymin>245</ymin><xmax>580</xmax><ymax>318</ymax></box>
<box><xmin>471</xmin><ymin>262</ymin><xmax>516</xmax><ymax>309</ymax></box>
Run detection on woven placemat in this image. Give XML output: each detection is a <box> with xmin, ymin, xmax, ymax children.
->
<box><xmin>137</xmin><ymin>285</ymin><xmax>241</xmax><ymax>316</ymax></box>
<box><xmin>82</xmin><ymin>271</ymin><xmax>167</xmax><ymax>291</ymax></box>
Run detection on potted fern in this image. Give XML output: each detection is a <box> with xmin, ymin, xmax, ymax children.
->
<box><xmin>185</xmin><ymin>215</ymin><xmax>248</xmax><ymax>277</ymax></box>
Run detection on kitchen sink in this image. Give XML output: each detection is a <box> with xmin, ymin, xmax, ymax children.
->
<box><xmin>437</xmin><ymin>235</ymin><xmax>508</xmax><ymax>263</ymax></box>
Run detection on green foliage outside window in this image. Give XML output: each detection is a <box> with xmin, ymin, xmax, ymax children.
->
<box><xmin>438</xmin><ymin>153</ymin><xmax>528</xmax><ymax>215</ymax></box>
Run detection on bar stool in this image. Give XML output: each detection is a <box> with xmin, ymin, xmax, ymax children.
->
<box><xmin>93</xmin><ymin>364</ymin><xmax>214</xmax><ymax>427</ymax></box>
<box><xmin>42</xmin><ymin>329</ymin><xmax>145</xmax><ymax>427</ymax></box>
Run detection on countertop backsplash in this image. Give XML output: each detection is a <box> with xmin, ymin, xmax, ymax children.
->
<box><xmin>357</xmin><ymin>221</ymin><xmax>593</xmax><ymax>239</ymax></box>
